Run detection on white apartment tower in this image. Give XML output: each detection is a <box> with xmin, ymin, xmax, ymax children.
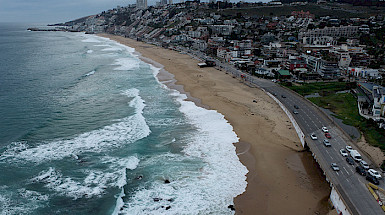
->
<box><xmin>136</xmin><ymin>0</ymin><xmax>147</xmax><ymax>9</ymax></box>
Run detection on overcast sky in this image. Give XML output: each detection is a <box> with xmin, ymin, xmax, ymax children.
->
<box><xmin>0</xmin><ymin>0</ymin><xmax>265</xmax><ymax>24</ymax></box>
<box><xmin>0</xmin><ymin>0</ymin><xmax>136</xmax><ymax>24</ymax></box>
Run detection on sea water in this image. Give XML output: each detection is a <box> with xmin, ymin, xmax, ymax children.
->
<box><xmin>0</xmin><ymin>23</ymin><xmax>247</xmax><ymax>215</ymax></box>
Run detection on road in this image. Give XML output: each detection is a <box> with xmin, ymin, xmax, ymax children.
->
<box><xmin>183</xmin><ymin>48</ymin><xmax>384</xmax><ymax>214</ymax></box>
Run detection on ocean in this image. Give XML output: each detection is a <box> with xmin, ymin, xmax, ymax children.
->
<box><xmin>0</xmin><ymin>23</ymin><xmax>247</xmax><ymax>215</ymax></box>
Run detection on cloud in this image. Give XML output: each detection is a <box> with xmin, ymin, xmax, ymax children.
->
<box><xmin>0</xmin><ymin>0</ymin><xmax>132</xmax><ymax>23</ymax></box>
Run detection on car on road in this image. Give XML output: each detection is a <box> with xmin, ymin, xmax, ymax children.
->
<box><xmin>322</xmin><ymin>127</ymin><xmax>329</xmax><ymax>133</ymax></box>
<box><xmin>323</xmin><ymin>139</ymin><xmax>331</xmax><ymax>147</ymax></box>
<box><xmin>346</xmin><ymin>157</ymin><xmax>355</xmax><ymax>165</ymax></box>
<box><xmin>350</xmin><ymin>150</ymin><xmax>362</xmax><ymax>162</ymax></box>
<box><xmin>331</xmin><ymin>163</ymin><xmax>340</xmax><ymax>171</ymax></box>
<box><xmin>311</xmin><ymin>134</ymin><xmax>317</xmax><ymax>140</ymax></box>
<box><xmin>346</xmin><ymin>146</ymin><xmax>353</xmax><ymax>152</ymax></box>
<box><xmin>356</xmin><ymin>166</ymin><xmax>366</xmax><ymax>176</ymax></box>
<box><xmin>294</xmin><ymin>105</ymin><xmax>299</xmax><ymax>109</ymax></box>
<box><xmin>325</xmin><ymin>133</ymin><xmax>331</xmax><ymax>139</ymax></box>
<box><xmin>272</xmin><ymin>93</ymin><xmax>277</xmax><ymax>96</ymax></box>
<box><xmin>368</xmin><ymin>169</ymin><xmax>382</xmax><ymax>179</ymax></box>
<box><xmin>366</xmin><ymin>174</ymin><xmax>380</xmax><ymax>185</ymax></box>
<box><xmin>360</xmin><ymin>160</ymin><xmax>370</xmax><ymax>170</ymax></box>
<box><xmin>293</xmin><ymin>110</ymin><xmax>298</xmax><ymax>114</ymax></box>
<box><xmin>340</xmin><ymin>149</ymin><xmax>348</xmax><ymax>157</ymax></box>
<box><xmin>281</xmin><ymin>95</ymin><xmax>286</xmax><ymax>98</ymax></box>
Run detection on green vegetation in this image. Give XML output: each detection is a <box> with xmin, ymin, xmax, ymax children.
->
<box><xmin>309</xmin><ymin>93</ymin><xmax>385</xmax><ymax>152</ymax></box>
<box><xmin>281</xmin><ymin>82</ymin><xmax>353</xmax><ymax>96</ymax></box>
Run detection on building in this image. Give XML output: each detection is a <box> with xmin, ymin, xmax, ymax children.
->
<box><xmin>318</xmin><ymin>60</ymin><xmax>340</xmax><ymax>79</ymax></box>
<box><xmin>302</xmin><ymin>36</ymin><xmax>336</xmax><ymax>46</ymax></box>
<box><xmin>359</xmin><ymin>83</ymin><xmax>385</xmax><ymax>117</ymax></box>
<box><xmin>347</xmin><ymin>67</ymin><xmax>380</xmax><ymax>79</ymax></box>
<box><xmin>299</xmin><ymin>26</ymin><xmax>359</xmax><ymax>40</ymax></box>
<box><xmin>136</xmin><ymin>0</ymin><xmax>147</xmax><ymax>9</ymax></box>
<box><xmin>285</xmin><ymin>59</ymin><xmax>307</xmax><ymax>71</ymax></box>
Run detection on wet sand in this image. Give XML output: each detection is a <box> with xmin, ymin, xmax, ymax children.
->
<box><xmin>100</xmin><ymin>34</ymin><xmax>332</xmax><ymax>214</ymax></box>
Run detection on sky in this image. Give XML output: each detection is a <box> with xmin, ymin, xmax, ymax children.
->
<box><xmin>0</xmin><ymin>0</ymin><xmax>135</xmax><ymax>24</ymax></box>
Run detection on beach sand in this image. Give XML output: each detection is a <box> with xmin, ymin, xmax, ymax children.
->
<box><xmin>100</xmin><ymin>34</ymin><xmax>332</xmax><ymax>214</ymax></box>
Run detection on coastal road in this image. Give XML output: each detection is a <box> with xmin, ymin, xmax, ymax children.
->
<box><xmin>256</xmin><ymin>80</ymin><xmax>384</xmax><ymax>214</ymax></box>
<box><xmin>184</xmin><ymin>50</ymin><xmax>384</xmax><ymax>214</ymax></box>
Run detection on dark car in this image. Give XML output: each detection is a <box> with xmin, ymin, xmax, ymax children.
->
<box><xmin>294</xmin><ymin>105</ymin><xmax>299</xmax><ymax>109</ymax></box>
<box><xmin>366</xmin><ymin>174</ymin><xmax>380</xmax><ymax>185</ymax></box>
<box><xmin>325</xmin><ymin>133</ymin><xmax>331</xmax><ymax>139</ymax></box>
<box><xmin>293</xmin><ymin>110</ymin><xmax>298</xmax><ymax>114</ymax></box>
<box><xmin>356</xmin><ymin>166</ymin><xmax>366</xmax><ymax>176</ymax></box>
<box><xmin>272</xmin><ymin>93</ymin><xmax>277</xmax><ymax>96</ymax></box>
<box><xmin>346</xmin><ymin>157</ymin><xmax>355</xmax><ymax>165</ymax></box>
<box><xmin>281</xmin><ymin>95</ymin><xmax>286</xmax><ymax>98</ymax></box>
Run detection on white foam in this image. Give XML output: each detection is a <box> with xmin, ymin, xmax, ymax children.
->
<box><xmin>116</xmin><ymin>91</ymin><xmax>248</xmax><ymax>214</ymax></box>
<box><xmin>32</xmin><ymin>155</ymin><xmax>139</xmax><ymax>200</ymax></box>
<box><xmin>94</xmin><ymin>44</ymin><xmax>112</xmax><ymax>47</ymax></box>
<box><xmin>32</xmin><ymin>167</ymin><xmax>105</xmax><ymax>199</ymax></box>
<box><xmin>84</xmin><ymin>70</ymin><xmax>95</xmax><ymax>76</ymax></box>
<box><xmin>18</xmin><ymin>189</ymin><xmax>49</xmax><ymax>202</ymax></box>
<box><xmin>112</xmin><ymin>58</ymin><xmax>140</xmax><ymax>71</ymax></box>
<box><xmin>82</xmin><ymin>38</ymin><xmax>102</xmax><ymax>43</ymax></box>
<box><xmin>87</xmin><ymin>50</ymin><xmax>94</xmax><ymax>54</ymax></box>
<box><xmin>0</xmin><ymin>187</ymin><xmax>48</xmax><ymax>214</ymax></box>
<box><xmin>102</xmin><ymin>47</ymin><xmax>123</xmax><ymax>52</ymax></box>
<box><xmin>112</xmin><ymin>188</ymin><xmax>125</xmax><ymax>215</ymax></box>
<box><xmin>1</xmin><ymin>89</ymin><xmax>150</xmax><ymax>164</ymax></box>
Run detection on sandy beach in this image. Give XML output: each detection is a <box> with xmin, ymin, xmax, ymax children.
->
<box><xmin>100</xmin><ymin>34</ymin><xmax>332</xmax><ymax>214</ymax></box>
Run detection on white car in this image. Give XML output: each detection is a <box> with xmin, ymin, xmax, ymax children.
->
<box><xmin>340</xmin><ymin>149</ymin><xmax>348</xmax><ymax>157</ymax></box>
<box><xmin>346</xmin><ymin>145</ymin><xmax>353</xmax><ymax>152</ymax></box>
<box><xmin>323</xmin><ymin>139</ymin><xmax>331</xmax><ymax>147</ymax></box>
<box><xmin>331</xmin><ymin>163</ymin><xmax>340</xmax><ymax>171</ymax></box>
<box><xmin>321</xmin><ymin>127</ymin><xmax>328</xmax><ymax>133</ymax></box>
<box><xmin>368</xmin><ymin>169</ymin><xmax>382</xmax><ymax>179</ymax></box>
<box><xmin>360</xmin><ymin>161</ymin><xmax>370</xmax><ymax>170</ymax></box>
<box><xmin>311</xmin><ymin>134</ymin><xmax>317</xmax><ymax>140</ymax></box>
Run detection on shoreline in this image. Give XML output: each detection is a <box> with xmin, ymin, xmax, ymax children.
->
<box><xmin>99</xmin><ymin>33</ymin><xmax>332</xmax><ymax>214</ymax></box>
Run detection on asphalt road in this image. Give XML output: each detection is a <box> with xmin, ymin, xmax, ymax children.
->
<box><xmin>183</xmin><ymin>48</ymin><xmax>385</xmax><ymax>213</ymax></box>
<box><xmin>266</xmin><ymin>84</ymin><xmax>384</xmax><ymax>215</ymax></box>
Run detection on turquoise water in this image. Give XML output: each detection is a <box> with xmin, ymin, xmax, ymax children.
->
<box><xmin>0</xmin><ymin>23</ymin><xmax>247</xmax><ymax>214</ymax></box>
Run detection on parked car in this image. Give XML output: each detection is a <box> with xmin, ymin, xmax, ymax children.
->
<box><xmin>322</xmin><ymin>127</ymin><xmax>328</xmax><ymax>133</ymax></box>
<box><xmin>346</xmin><ymin>145</ymin><xmax>353</xmax><ymax>152</ymax></box>
<box><xmin>323</xmin><ymin>139</ymin><xmax>331</xmax><ymax>147</ymax></box>
<box><xmin>272</xmin><ymin>92</ymin><xmax>277</xmax><ymax>96</ymax></box>
<box><xmin>325</xmin><ymin>133</ymin><xmax>331</xmax><ymax>139</ymax></box>
<box><xmin>340</xmin><ymin>149</ymin><xmax>348</xmax><ymax>157</ymax></box>
<box><xmin>311</xmin><ymin>134</ymin><xmax>317</xmax><ymax>140</ymax></box>
<box><xmin>281</xmin><ymin>95</ymin><xmax>286</xmax><ymax>98</ymax></box>
<box><xmin>294</xmin><ymin>105</ymin><xmax>299</xmax><ymax>109</ymax></box>
<box><xmin>366</xmin><ymin>174</ymin><xmax>380</xmax><ymax>185</ymax></box>
<box><xmin>360</xmin><ymin>160</ymin><xmax>370</xmax><ymax>170</ymax></box>
<box><xmin>331</xmin><ymin>163</ymin><xmax>340</xmax><ymax>171</ymax></box>
<box><xmin>356</xmin><ymin>166</ymin><xmax>366</xmax><ymax>176</ymax></box>
<box><xmin>293</xmin><ymin>110</ymin><xmax>298</xmax><ymax>114</ymax></box>
<box><xmin>368</xmin><ymin>169</ymin><xmax>382</xmax><ymax>179</ymax></box>
<box><xmin>346</xmin><ymin>157</ymin><xmax>355</xmax><ymax>165</ymax></box>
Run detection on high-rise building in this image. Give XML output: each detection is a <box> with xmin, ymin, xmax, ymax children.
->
<box><xmin>169</xmin><ymin>0</ymin><xmax>173</xmax><ymax>4</ymax></box>
<box><xmin>136</xmin><ymin>0</ymin><xmax>147</xmax><ymax>9</ymax></box>
<box><xmin>161</xmin><ymin>0</ymin><xmax>168</xmax><ymax>5</ymax></box>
